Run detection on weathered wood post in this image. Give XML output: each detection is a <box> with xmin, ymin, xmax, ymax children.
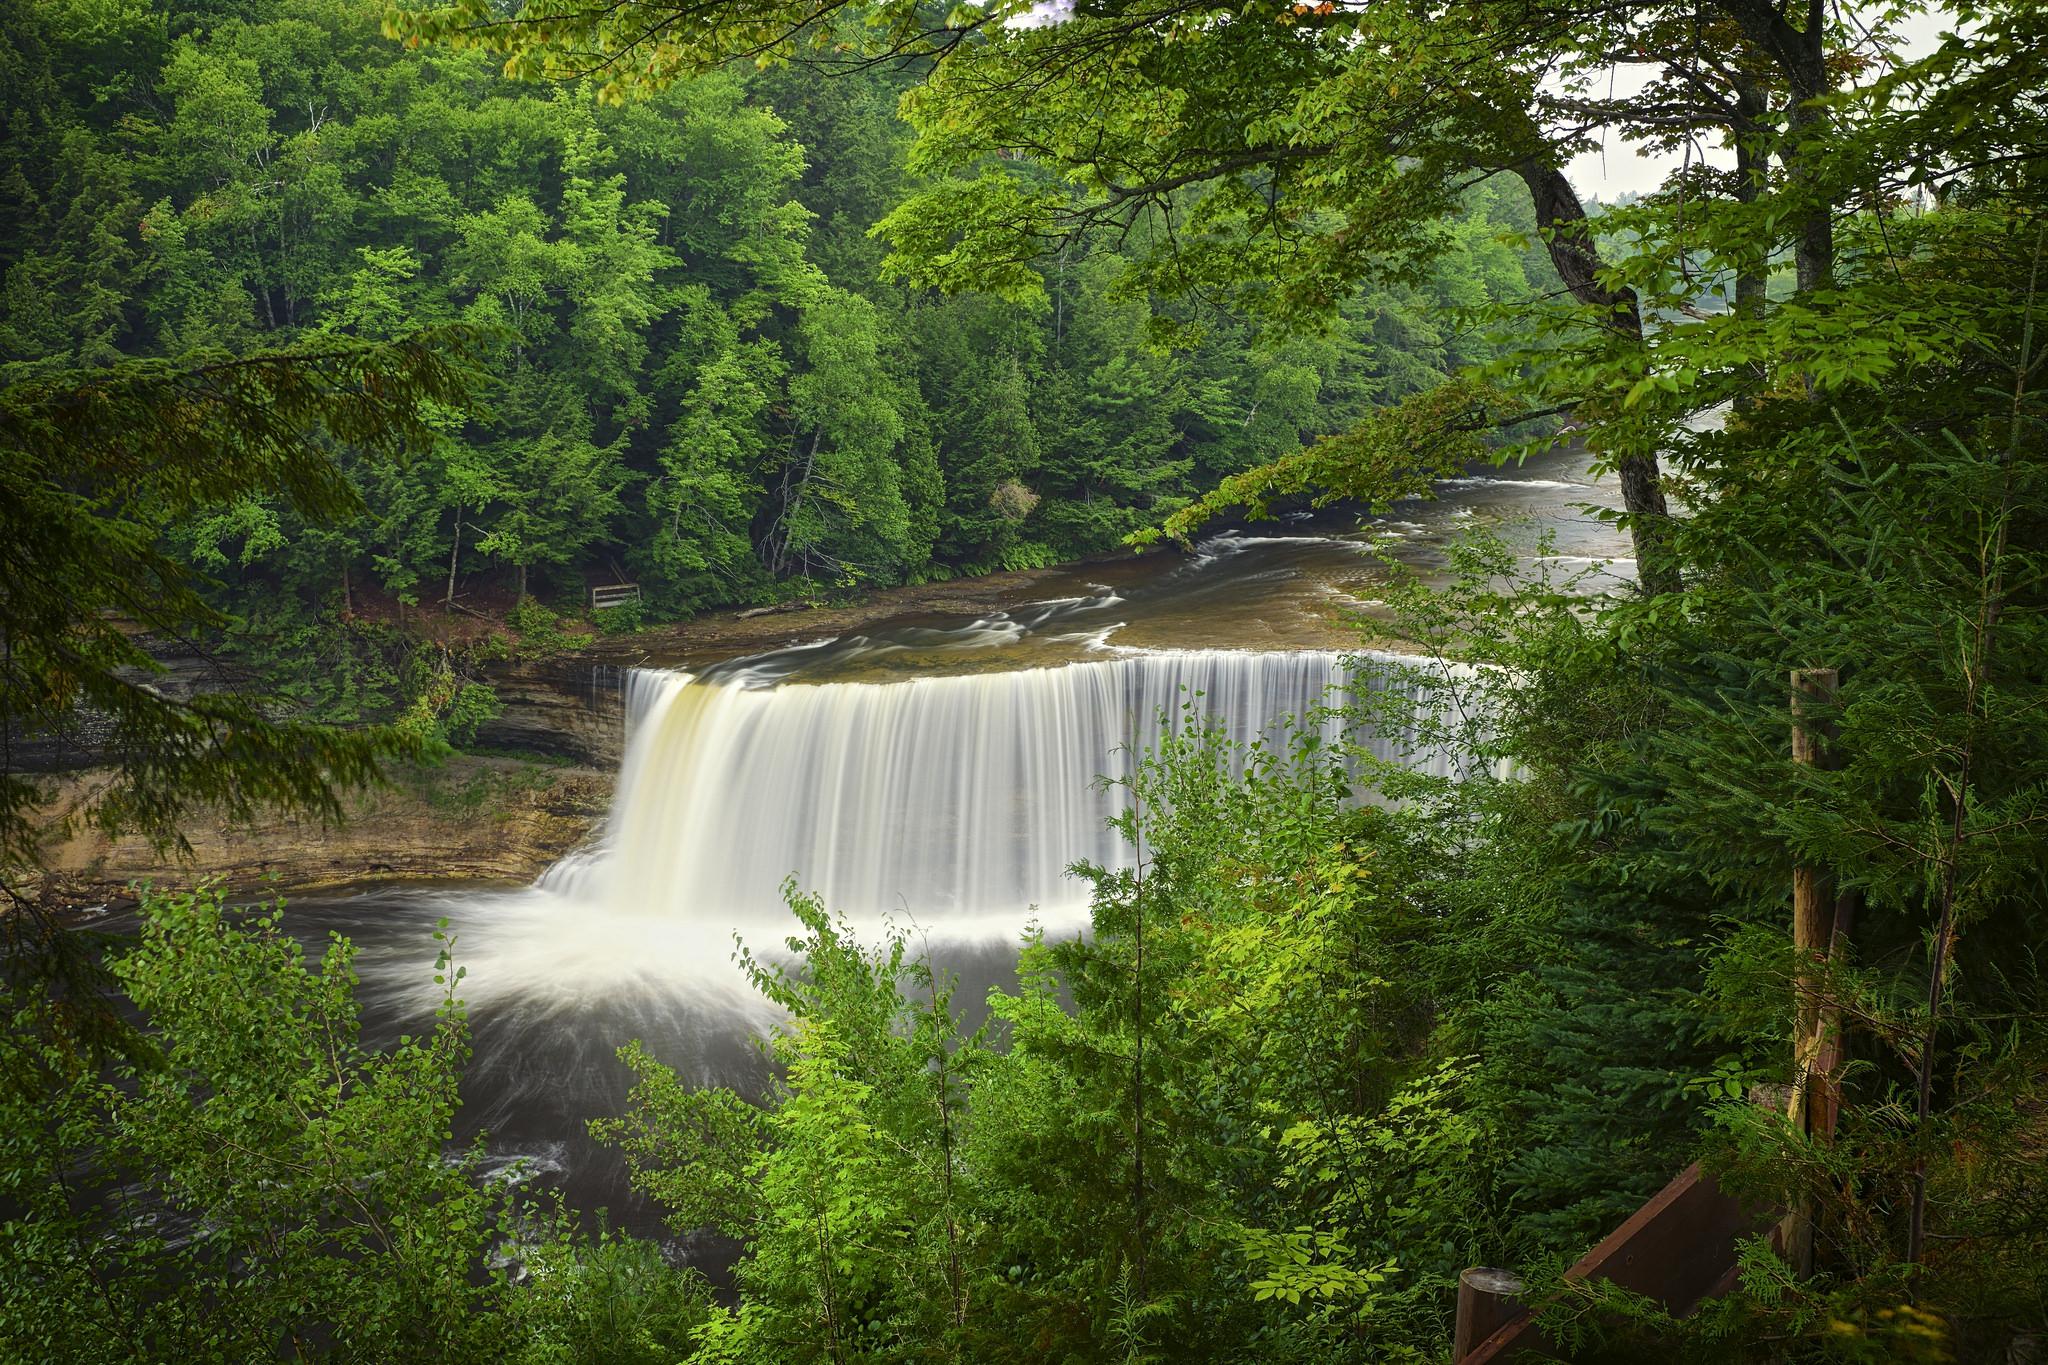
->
<box><xmin>1785</xmin><ymin>666</ymin><xmax>1842</xmax><ymax>1275</ymax></box>
<box><xmin>1453</xmin><ymin>1267</ymin><xmax>1528</xmax><ymax>1362</ymax></box>
<box><xmin>1449</xmin><ymin>1162</ymin><xmax>1773</xmax><ymax>1363</ymax></box>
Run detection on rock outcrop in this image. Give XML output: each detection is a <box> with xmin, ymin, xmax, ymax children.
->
<box><xmin>473</xmin><ymin>656</ymin><xmax>631</xmax><ymax>767</ymax></box>
<box><xmin>34</xmin><ymin>756</ymin><xmax>611</xmax><ymax>904</ymax></box>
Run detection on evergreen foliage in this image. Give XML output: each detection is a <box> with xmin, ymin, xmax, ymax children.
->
<box><xmin>0</xmin><ymin>886</ymin><xmax>714</xmax><ymax>1363</ymax></box>
<box><xmin>3</xmin><ymin>0</ymin><xmax>2046</xmax><ymax>1359</ymax></box>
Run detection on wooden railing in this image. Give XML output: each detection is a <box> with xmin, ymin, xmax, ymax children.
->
<box><xmin>1453</xmin><ymin>1163</ymin><xmax>1774</xmax><ymax>1363</ymax></box>
<box><xmin>589</xmin><ymin>582</ymin><xmax>641</xmax><ymax>611</ymax></box>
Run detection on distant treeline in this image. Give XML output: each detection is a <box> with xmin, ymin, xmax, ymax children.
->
<box><xmin>0</xmin><ymin>0</ymin><xmax>1552</xmax><ymax>645</ymax></box>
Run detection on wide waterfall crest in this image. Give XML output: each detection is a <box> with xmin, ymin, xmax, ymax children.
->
<box><xmin>541</xmin><ymin>649</ymin><xmax>1469</xmax><ymax>929</ymax></box>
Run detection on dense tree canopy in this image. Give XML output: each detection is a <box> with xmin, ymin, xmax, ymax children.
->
<box><xmin>392</xmin><ymin>0</ymin><xmax>1997</xmax><ymax>591</ymax></box>
<box><xmin>3</xmin><ymin>0</ymin><xmax>1554</xmax><ymax>661</ymax></box>
<box><xmin>4</xmin><ymin>0</ymin><xmax>2046</xmax><ymax>1360</ymax></box>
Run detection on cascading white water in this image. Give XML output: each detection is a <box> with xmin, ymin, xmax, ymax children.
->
<box><xmin>276</xmin><ymin>461</ymin><xmax>1607</xmax><ymax>1230</ymax></box>
<box><xmin>542</xmin><ymin>649</ymin><xmax>1467</xmax><ymax>931</ymax></box>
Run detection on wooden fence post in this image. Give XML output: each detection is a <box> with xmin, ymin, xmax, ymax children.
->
<box><xmin>1786</xmin><ymin>666</ymin><xmax>1842</xmax><ymax>1276</ymax></box>
<box><xmin>1453</xmin><ymin>1268</ymin><xmax>1528</xmax><ymax>1362</ymax></box>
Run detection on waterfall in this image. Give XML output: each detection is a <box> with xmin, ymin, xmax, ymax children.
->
<box><xmin>542</xmin><ymin>649</ymin><xmax>1470</xmax><ymax>930</ymax></box>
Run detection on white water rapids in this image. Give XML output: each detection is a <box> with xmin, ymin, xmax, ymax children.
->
<box><xmin>538</xmin><ymin>649</ymin><xmax>1469</xmax><ymax>933</ymax></box>
<box><xmin>209</xmin><ymin>456</ymin><xmax>1616</xmax><ymax>1235</ymax></box>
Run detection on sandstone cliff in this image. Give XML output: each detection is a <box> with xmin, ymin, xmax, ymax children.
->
<box><xmin>34</xmin><ymin>756</ymin><xmax>611</xmax><ymax>904</ymax></box>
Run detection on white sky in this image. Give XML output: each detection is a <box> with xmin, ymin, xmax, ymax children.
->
<box><xmin>1008</xmin><ymin>2</ymin><xmax>1962</xmax><ymax>202</ymax></box>
<box><xmin>1568</xmin><ymin>5</ymin><xmax>1959</xmax><ymax>200</ymax></box>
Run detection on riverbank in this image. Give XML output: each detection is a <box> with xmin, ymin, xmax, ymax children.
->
<box><xmin>29</xmin><ymin>557</ymin><xmax>1164</xmax><ymax>906</ymax></box>
<box><xmin>32</xmin><ymin>755</ymin><xmax>611</xmax><ymax>906</ymax></box>
<box><xmin>36</xmin><ymin>458</ymin><xmax>1629</xmax><ymax>903</ymax></box>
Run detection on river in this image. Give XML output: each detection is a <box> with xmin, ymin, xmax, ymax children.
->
<box><xmin>90</xmin><ymin>445</ymin><xmax>1629</xmax><ymax>1254</ymax></box>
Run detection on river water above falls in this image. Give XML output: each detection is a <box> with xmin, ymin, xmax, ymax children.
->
<box><xmin>633</xmin><ymin>447</ymin><xmax>1634</xmax><ymax>684</ymax></box>
<box><xmin>107</xmin><ymin>447</ymin><xmax>1631</xmax><ymax>1247</ymax></box>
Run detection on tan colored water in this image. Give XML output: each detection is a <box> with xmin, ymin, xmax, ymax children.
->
<box><xmin>645</xmin><ymin>444</ymin><xmax>1630</xmax><ymax>687</ymax></box>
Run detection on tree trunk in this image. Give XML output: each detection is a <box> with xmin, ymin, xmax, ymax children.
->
<box><xmin>1732</xmin><ymin>80</ymin><xmax>1771</xmax><ymax>413</ymax></box>
<box><xmin>767</xmin><ymin>430</ymin><xmax>824</xmax><ymax>579</ymax></box>
<box><xmin>1054</xmin><ymin>241</ymin><xmax>1069</xmax><ymax>345</ymax></box>
<box><xmin>516</xmin><ymin>561</ymin><xmax>528</xmax><ymax>603</ymax></box>
<box><xmin>1514</xmin><ymin>158</ymin><xmax>1681</xmax><ymax>596</ymax></box>
<box><xmin>1788</xmin><ymin>0</ymin><xmax>1835</xmax><ymax>293</ymax></box>
<box><xmin>1785</xmin><ymin>667</ymin><xmax>1842</xmax><ymax>1277</ymax></box>
<box><xmin>1713</xmin><ymin>0</ymin><xmax>1833</xmax><ymax>293</ymax></box>
<box><xmin>1733</xmin><ymin>79</ymin><xmax>1771</xmax><ymax>317</ymax></box>
<box><xmin>1784</xmin><ymin>98</ymin><xmax>1833</xmax><ymax>297</ymax></box>
<box><xmin>1516</xmin><ymin>159</ymin><xmax>1643</xmax><ymax>338</ymax></box>
<box><xmin>445</xmin><ymin>506</ymin><xmax>462</xmax><ymax>609</ymax></box>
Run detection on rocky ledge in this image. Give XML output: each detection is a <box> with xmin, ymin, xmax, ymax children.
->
<box><xmin>34</xmin><ymin>756</ymin><xmax>612</xmax><ymax>905</ymax></box>
<box><xmin>24</xmin><ymin>555</ymin><xmax>1164</xmax><ymax>904</ymax></box>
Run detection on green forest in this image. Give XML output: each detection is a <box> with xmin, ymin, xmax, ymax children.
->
<box><xmin>3</xmin><ymin>0</ymin><xmax>2046</xmax><ymax>1360</ymax></box>
<box><xmin>4</xmin><ymin>0</ymin><xmax>1552</xmax><ymax>727</ymax></box>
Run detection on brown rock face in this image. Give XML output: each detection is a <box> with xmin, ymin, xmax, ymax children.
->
<box><xmin>34</xmin><ymin>756</ymin><xmax>612</xmax><ymax>904</ymax></box>
<box><xmin>472</xmin><ymin>656</ymin><xmax>631</xmax><ymax>767</ymax></box>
